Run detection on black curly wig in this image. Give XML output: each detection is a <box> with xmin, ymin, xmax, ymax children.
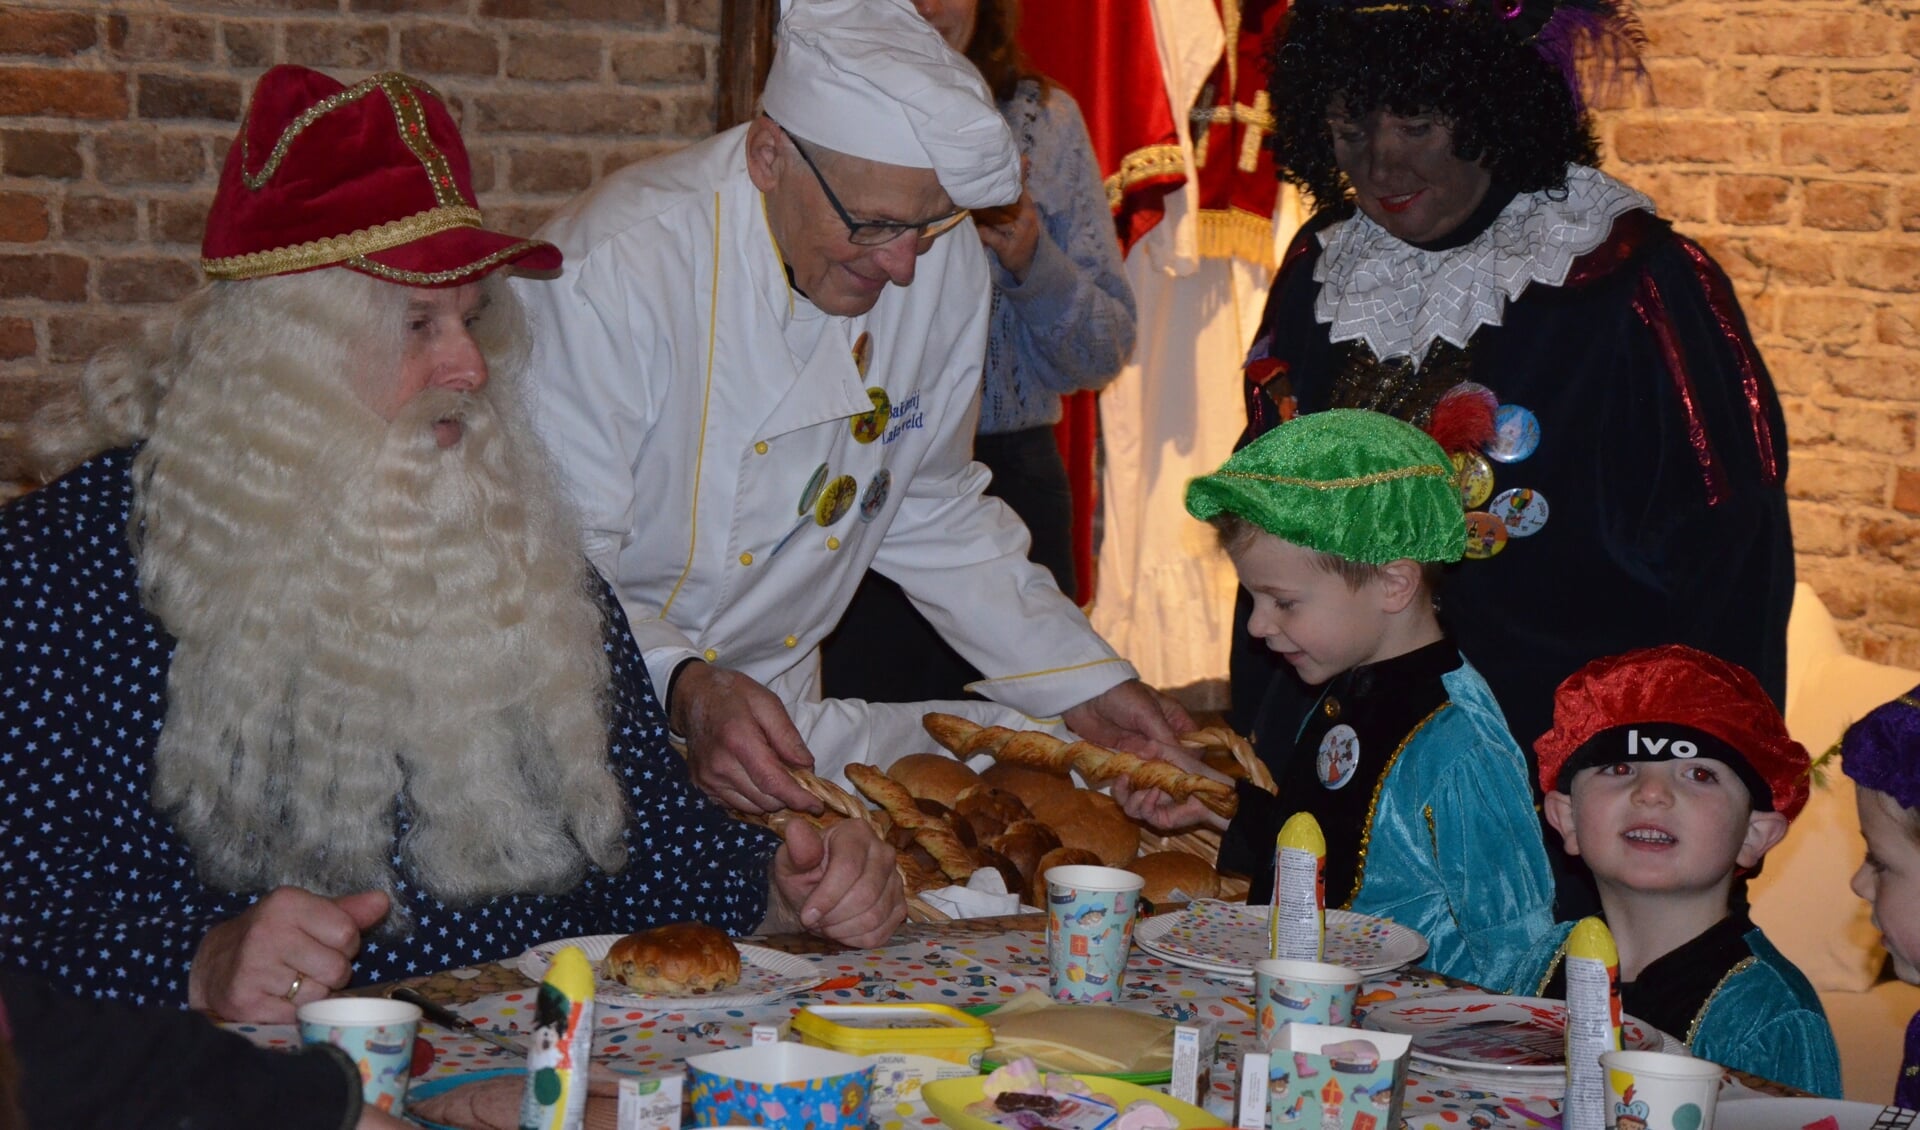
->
<box><xmin>1268</xmin><ymin>0</ymin><xmax>1633</xmax><ymax>209</ymax></box>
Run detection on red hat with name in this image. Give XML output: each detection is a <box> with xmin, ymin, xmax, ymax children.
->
<box><xmin>1534</xmin><ymin>644</ymin><xmax>1810</xmax><ymax>822</ymax></box>
<box><xmin>200</xmin><ymin>65</ymin><xmax>560</xmax><ymax>287</ymax></box>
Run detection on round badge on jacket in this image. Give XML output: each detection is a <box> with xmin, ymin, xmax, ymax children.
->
<box><xmin>1485</xmin><ymin>404</ymin><xmax>1541</xmax><ymax>463</ymax></box>
<box><xmin>1488</xmin><ymin>487</ymin><xmax>1550</xmax><ymax>537</ymax></box>
<box><xmin>1317</xmin><ymin>724</ymin><xmax>1361</xmax><ymax>790</ymax></box>
<box><xmin>815</xmin><ymin>474</ymin><xmax>857</xmax><ymax>526</ymax></box>
<box><xmin>850</xmin><ymin>387</ymin><xmax>890</xmax><ymax>444</ymax></box>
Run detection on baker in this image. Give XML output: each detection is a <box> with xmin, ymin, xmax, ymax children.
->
<box><xmin>517</xmin><ymin>0</ymin><xmax>1190</xmax><ymax>816</ymax></box>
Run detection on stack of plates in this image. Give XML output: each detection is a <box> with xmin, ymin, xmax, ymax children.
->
<box><xmin>1133</xmin><ymin>900</ymin><xmax>1429</xmax><ymax>981</ymax></box>
<box><xmin>1359</xmin><ymin>993</ymin><xmax>1673</xmax><ymax>1095</ymax></box>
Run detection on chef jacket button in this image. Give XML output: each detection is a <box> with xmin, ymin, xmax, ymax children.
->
<box><xmin>755</xmin><ymin>441</ymin><xmax>769</xmax><ymax>455</ymax></box>
<box><xmin>702</xmin><ymin>647</ymin><xmax>718</xmax><ymax>662</ymax></box>
<box><xmin>826</xmin><ymin>536</ymin><xmax>841</xmax><ymax>550</ymax></box>
<box><xmin>784</xmin><ymin>635</ymin><xmax>799</xmax><ymax>648</ymax></box>
<box><xmin>739</xmin><ymin>552</ymin><xmax>754</xmax><ymax>566</ymax></box>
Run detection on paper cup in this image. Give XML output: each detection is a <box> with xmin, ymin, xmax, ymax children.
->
<box><xmin>1253</xmin><ymin>958</ymin><xmax>1362</xmax><ymax>1045</ymax></box>
<box><xmin>1044</xmin><ymin>864</ymin><xmax>1144</xmax><ymax>1003</ymax></box>
<box><xmin>686</xmin><ymin>1043</ymin><xmax>874</xmax><ymax>1130</ymax></box>
<box><xmin>1601</xmin><ymin>1049</ymin><xmax>1723</xmax><ymax>1130</ymax></box>
<box><xmin>298</xmin><ymin>996</ymin><xmax>421</xmax><ymax>1114</ymax></box>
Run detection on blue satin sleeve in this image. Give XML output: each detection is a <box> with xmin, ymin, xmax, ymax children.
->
<box><xmin>1353</xmin><ymin>663</ymin><xmax>1556</xmax><ymax>989</ymax></box>
<box><xmin>1691</xmin><ymin>933</ymin><xmax>1842</xmax><ymax>1098</ymax></box>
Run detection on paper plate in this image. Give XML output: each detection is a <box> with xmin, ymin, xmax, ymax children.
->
<box><xmin>923</xmin><ymin>1073</ymin><xmax>1226</xmax><ymax>1130</ymax></box>
<box><xmin>515</xmin><ymin>935</ymin><xmax>824</xmax><ymax>1011</ymax></box>
<box><xmin>1712</xmin><ymin>1098</ymin><xmax>1918</xmax><ymax>1129</ymax></box>
<box><xmin>406</xmin><ymin>1068</ymin><xmax>517</xmax><ymax>1129</ymax></box>
<box><xmin>1359</xmin><ymin>993</ymin><xmax>1663</xmax><ymax>1072</ymax></box>
<box><xmin>1132</xmin><ymin>902</ymin><xmax>1428</xmax><ymax>980</ymax></box>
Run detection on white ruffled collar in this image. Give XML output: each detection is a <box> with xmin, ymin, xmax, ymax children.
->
<box><xmin>1311</xmin><ymin>165</ymin><xmax>1656</xmax><ymax>365</ymax></box>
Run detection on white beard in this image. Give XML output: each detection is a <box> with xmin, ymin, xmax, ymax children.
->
<box><xmin>137</xmin><ymin>273</ymin><xmax>629</xmax><ymax>914</ymax></box>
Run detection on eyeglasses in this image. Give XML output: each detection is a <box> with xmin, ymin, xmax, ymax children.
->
<box><xmin>773</xmin><ymin>121</ymin><xmax>971</xmax><ymax>247</ymax></box>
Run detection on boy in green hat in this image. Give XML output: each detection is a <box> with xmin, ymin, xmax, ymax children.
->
<box><xmin>1120</xmin><ymin>409</ymin><xmax>1552</xmax><ymax>989</ymax></box>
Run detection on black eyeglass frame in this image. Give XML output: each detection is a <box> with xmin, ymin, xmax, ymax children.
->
<box><xmin>772</xmin><ymin>120</ymin><xmax>971</xmax><ymax>247</ymax></box>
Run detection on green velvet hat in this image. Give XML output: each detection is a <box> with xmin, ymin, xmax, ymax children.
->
<box><xmin>1185</xmin><ymin>409</ymin><xmax>1467</xmax><ymax>564</ymax></box>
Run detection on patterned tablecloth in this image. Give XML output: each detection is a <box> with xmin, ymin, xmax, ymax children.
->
<box><xmin>222</xmin><ymin>915</ymin><xmax>1678</xmax><ymax>1129</ymax></box>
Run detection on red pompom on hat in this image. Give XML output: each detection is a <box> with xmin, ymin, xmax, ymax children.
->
<box><xmin>1534</xmin><ymin>644</ymin><xmax>1810</xmax><ymax>822</ymax></box>
<box><xmin>201</xmin><ymin>66</ymin><xmax>560</xmax><ymax>287</ymax></box>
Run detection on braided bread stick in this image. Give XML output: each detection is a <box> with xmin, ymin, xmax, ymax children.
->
<box><xmin>845</xmin><ymin>763</ymin><xmax>977</xmax><ymax>882</ymax></box>
<box><xmin>1181</xmin><ymin>726</ymin><xmax>1277</xmax><ymax>796</ymax></box>
<box><xmin>922</xmin><ymin>713</ymin><xmax>1234</xmax><ymax>802</ymax></box>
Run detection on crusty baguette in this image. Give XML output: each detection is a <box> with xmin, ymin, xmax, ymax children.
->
<box><xmin>845</xmin><ymin>763</ymin><xmax>977</xmax><ymax>882</ymax></box>
<box><xmin>922</xmin><ymin>713</ymin><xmax>1234</xmax><ymax>802</ymax></box>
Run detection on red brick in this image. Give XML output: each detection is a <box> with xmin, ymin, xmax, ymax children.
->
<box><xmin>0</xmin><ymin>192</ymin><xmax>50</xmax><ymax>242</ymax></box>
<box><xmin>683</xmin><ymin>0</ymin><xmax>720</xmax><ymax>34</ymax></box>
<box><xmin>1825</xmin><ymin>355</ymin><xmax>1920</xmax><ymax>401</ymax></box>
<box><xmin>1862</xmin><ymin>634</ymin><xmax>1920</xmax><ymax>671</ymax></box>
<box><xmin>1641</xmin><ymin>60</ymin><xmax>1705</xmax><ymax>111</ymax></box>
<box><xmin>107</xmin><ymin>15</ymin><xmax>216</xmax><ymax>62</ymax></box>
<box><xmin>48</xmin><ymin>311</ymin><xmax>149</xmax><ymax>363</ymax></box>
<box><xmin>482</xmin><ymin>0</ymin><xmax>665</xmax><ymax>23</ymax></box>
<box><xmin>1803</xmin><ymin>180</ymin><xmax>1887</xmax><ymax>232</ymax></box>
<box><xmin>1876</xmin><ymin>302</ymin><xmax>1920</xmax><ymax>348</ymax></box>
<box><xmin>0</xmin><ymin>253</ymin><xmax>87</xmax><ymax>301</ymax></box>
<box><xmin>152</xmin><ymin>197</ymin><xmax>211</xmax><ymax>246</ymax></box>
<box><xmin>1832</xmin><ymin>70</ymin><xmax>1912</xmax><ymax>115</ymax></box>
<box><xmin>1761</xmin><ymin>345</ymin><xmax>1820</xmax><ymax>398</ymax></box>
<box><xmin>1895</xmin><ymin>468</ymin><xmax>1920</xmax><ymax>515</ymax></box>
<box><xmin>137</xmin><ymin>74</ymin><xmax>244</xmax><ymax>122</ymax></box>
<box><xmin>671</xmin><ymin>93</ymin><xmax>714</xmax><ymax>137</ymax></box>
<box><xmin>1860</xmin><ymin>517</ymin><xmax>1920</xmax><ymax>567</ymax></box>
<box><xmin>1833</xmin><ymin>407</ymin><xmax>1916</xmax><ymax>456</ymax></box>
<box><xmin>0</xmin><ymin>317</ymin><xmax>33</xmax><ymax>361</ymax></box>
<box><xmin>506</xmin><ymin>147</ymin><xmax>594</xmax><ymax>193</ymax></box>
<box><xmin>1</xmin><ymin>129</ymin><xmax>82</xmax><ymax>179</ymax></box>
<box><xmin>1779</xmin><ymin>294</ymin><xmax>1870</xmax><ymax>344</ymax></box>
<box><xmin>506</xmin><ymin>33</ymin><xmax>602</xmax><ymax>80</ymax></box>
<box><xmin>61</xmin><ymin>196</ymin><xmax>138</xmax><ymax>243</ymax></box>
<box><xmin>1712</xmin><ymin>10</ymin><xmax>1894</xmax><ymax>57</ymax></box>
<box><xmin>1787</xmin><ymin>455</ymin><xmax>1886</xmax><ymax>504</ymax></box>
<box><xmin>400</xmin><ymin>25</ymin><xmax>500</xmax><ymax>76</ymax></box>
<box><xmin>1788</xmin><ymin>501</ymin><xmax>1851</xmax><ymax>556</ymax></box>
<box><xmin>1781</xmin><ymin>122</ymin><xmax>1920</xmax><ymax>175</ymax></box>
<box><xmin>1899</xmin><ymin>186</ymin><xmax>1920</xmax><ymax>233</ymax></box>
<box><xmin>603</xmin><ymin>140</ymin><xmax>688</xmax><ymax>175</ymax></box>
<box><xmin>469</xmin><ymin>90</ymin><xmax>667</xmax><ymax>135</ymax></box>
<box><xmin>1780</xmin><ymin>397</ymin><xmax>1833</xmax><ymax>445</ymax></box>
<box><xmin>1716</xmin><ymin>175</ymin><xmax>1792</xmax><ymax>226</ymax></box>
<box><xmin>97</xmin><ymin>257</ymin><xmax>201</xmax><ymax>304</ymax></box>
<box><xmin>1699</xmin><ymin>235</ymin><xmax>1835</xmax><ymax>288</ymax></box>
<box><xmin>0</xmin><ymin>69</ymin><xmax>129</xmax><ymax>120</ymax></box>
<box><xmin>1610</xmin><ymin>169</ymin><xmax>1711</xmax><ymax>224</ymax></box>
<box><xmin>1611</xmin><ymin>121</ymin><xmax>1765</xmax><ymax>167</ymax></box>
<box><xmin>0</xmin><ymin>376</ymin><xmax>62</xmax><ymax>428</ymax></box>
<box><xmin>613</xmin><ymin>39</ymin><xmax>708</xmax><ymax>85</ymax></box>
<box><xmin>353</xmin><ymin>0</ymin><xmax>467</xmax><ymax>11</ymax></box>
<box><xmin>281</xmin><ymin>22</ymin><xmax>390</xmax><ymax>70</ymax></box>
<box><xmin>95</xmin><ymin>130</ymin><xmax>205</xmax><ymax>186</ymax></box>
<box><xmin>465</xmin><ymin>147</ymin><xmax>497</xmax><ymax>194</ymax></box>
<box><xmin>0</xmin><ymin>9</ymin><xmax>98</xmax><ymax>58</ymax></box>
<box><xmin>222</xmin><ymin>22</ymin><xmax>277</xmax><ymax>69</ymax></box>
<box><xmin>1841</xmin><ymin>245</ymin><xmax>1920</xmax><ymax>294</ymax></box>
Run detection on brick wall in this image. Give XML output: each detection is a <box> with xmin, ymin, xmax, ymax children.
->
<box><xmin>3</xmin><ymin>0</ymin><xmax>1918</xmax><ymax>667</ymax></box>
<box><xmin>1588</xmin><ymin>0</ymin><xmax>1920</xmax><ymax>667</ymax></box>
<box><xmin>0</xmin><ymin>0</ymin><xmax>719</xmax><ymax>495</ymax></box>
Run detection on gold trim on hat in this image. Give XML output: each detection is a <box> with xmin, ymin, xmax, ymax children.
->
<box><xmin>343</xmin><ymin>240</ymin><xmax>550</xmax><ymax>286</ymax></box>
<box><xmin>200</xmin><ymin>205</ymin><xmax>483</xmax><ymax>280</ymax></box>
<box><xmin>239</xmin><ymin>72</ymin><xmax>453</xmax><ymax>194</ymax></box>
<box><xmin>1217</xmin><ymin>464</ymin><xmax>1453</xmax><ymax>490</ymax></box>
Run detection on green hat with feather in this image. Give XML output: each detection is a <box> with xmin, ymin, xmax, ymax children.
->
<box><xmin>1185</xmin><ymin>409</ymin><xmax>1467</xmax><ymax>564</ymax></box>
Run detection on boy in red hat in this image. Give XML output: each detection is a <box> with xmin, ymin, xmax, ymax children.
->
<box><xmin>1514</xmin><ymin>644</ymin><xmax>1840</xmax><ymax>1095</ymax></box>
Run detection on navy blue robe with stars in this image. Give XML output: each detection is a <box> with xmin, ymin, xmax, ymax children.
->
<box><xmin>0</xmin><ymin>447</ymin><xmax>778</xmax><ymax>1006</ymax></box>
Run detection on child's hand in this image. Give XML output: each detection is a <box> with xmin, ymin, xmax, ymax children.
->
<box><xmin>1112</xmin><ymin>748</ymin><xmax>1233</xmax><ymax>834</ymax></box>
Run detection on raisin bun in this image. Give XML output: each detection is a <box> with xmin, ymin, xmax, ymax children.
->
<box><xmin>886</xmin><ymin>753</ymin><xmax>984</xmax><ymax>809</ymax></box>
<box><xmin>601</xmin><ymin>922</ymin><xmax>741</xmax><ymax>994</ymax></box>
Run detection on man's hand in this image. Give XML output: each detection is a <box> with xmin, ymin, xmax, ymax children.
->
<box><xmin>1061</xmin><ymin>679</ymin><xmax>1196</xmax><ymax>763</ymax></box>
<box><xmin>188</xmin><ymin>887</ymin><xmax>390</xmax><ymax>1022</ymax></box>
<box><xmin>670</xmin><ymin>662</ymin><xmax>823</xmax><ymax>815</ymax></box>
<box><xmin>767</xmin><ymin>819</ymin><xmax>905</xmax><ymax>948</ymax></box>
<box><xmin>976</xmin><ymin>187</ymin><xmax>1042</xmax><ymax>281</ymax></box>
<box><xmin>1112</xmin><ymin>747</ymin><xmax>1233</xmax><ymax>834</ymax></box>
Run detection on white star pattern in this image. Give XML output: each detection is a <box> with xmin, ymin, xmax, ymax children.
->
<box><xmin>0</xmin><ymin>449</ymin><xmax>778</xmax><ymax>1006</ymax></box>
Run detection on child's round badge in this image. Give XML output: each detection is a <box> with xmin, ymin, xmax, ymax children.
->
<box><xmin>1488</xmin><ymin>487</ymin><xmax>1550</xmax><ymax>537</ymax></box>
<box><xmin>1486</xmin><ymin>404</ymin><xmax>1541</xmax><ymax>463</ymax></box>
<box><xmin>1317</xmin><ymin>724</ymin><xmax>1361</xmax><ymax>790</ymax></box>
<box><xmin>1463</xmin><ymin>511</ymin><xmax>1510</xmax><ymax>559</ymax></box>
<box><xmin>1451</xmin><ymin>450</ymin><xmax>1495</xmax><ymax>509</ymax></box>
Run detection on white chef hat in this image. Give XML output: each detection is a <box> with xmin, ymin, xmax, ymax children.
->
<box><xmin>761</xmin><ymin>0</ymin><xmax>1021</xmax><ymax>209</ymax></box>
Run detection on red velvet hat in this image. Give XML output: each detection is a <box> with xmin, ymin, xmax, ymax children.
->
<box><xmin>201</xmin><ymin>66</ymin><xmax>560</xmax><ymax>287</ymax></box>
<box><xmin>1534</xmin><ymin>644</ymin><xmax>1811</xmax><ymax>821</ymax></box>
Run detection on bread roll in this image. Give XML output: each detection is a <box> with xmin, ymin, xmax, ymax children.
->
<box><xmin>1126</xmin><ymin>851</ymin><xmax>1222</xmax><ymax>905</ymax></box>
<box><xmin>1027</xmin><ymin>847</ymin><xmax>1101</xmax><ymax>906</ymax></box>
<box><xmin>601</xmin><ymin>922</ymin><xmax>741</xmax><ymax>994</ymax></box>
<box><xmin>886</xmin><ymin>753</ymin><xmax>983</xmax><ymax>808</ymax></box>
<box><xmin>1028</xmin><ymin>788</ymin><xmax>1139</xmax><ymax>867</ymax></box>
<box><xmin>952</xmin><ymin>785</ymin><xmax>1031</xmax><ymax>843</ymax></box>
<box><xmin>980</xmin><ymin>761</ymin><xmax>1074</xmax><ymax>812</ymax></box>
<box><xmin>987</xmin><ymin>819</ymin><xmax>1061</xmax><ymax>885</ymax></box>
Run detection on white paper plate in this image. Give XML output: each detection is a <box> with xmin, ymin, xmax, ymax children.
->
<box><xmin>1132</xmin><ymin>901</ymin><xmax>1428</xmax><ymax>979</ymax></box>
<box><xmin>515</xmin><ymin>935</ymin><xmax>824</xmax><ymax>1011</ymax></box>
<box><xmin>1713</xmin><ymin>1098</ymin><xmax>1918</xmax><ymax>1130</ymax></box>
<box><xmin>1360</xmin><ymin>993</ymin><xmax>1664</xmax><ymax>1073</ymax></box>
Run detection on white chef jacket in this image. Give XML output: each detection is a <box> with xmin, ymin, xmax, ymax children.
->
<box><xmin>515</xmin><ymin>125</ymin><xmax>1136</xmax><ymax>779</ymax></box>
